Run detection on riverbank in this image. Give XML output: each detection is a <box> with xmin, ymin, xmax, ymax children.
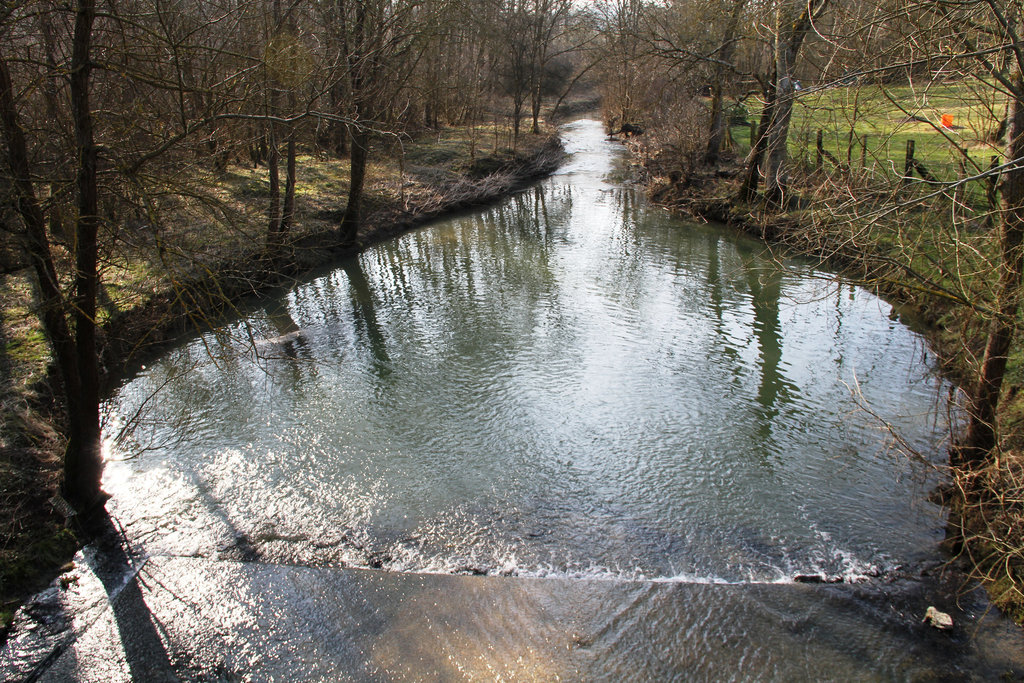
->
<box><xmin>621</xmin><ymin>141</ymin><xmax>1024</xmax><ymax>625</ymax></box>
<box><xmin>0</xmin><ymin>127</ymin><xmax>563</xmax><ymax>637</ymax></box>
<box><xmin>7</xmin><ymin>117</ymin><xmax>1024</xmax><ymax>680</ymax></box>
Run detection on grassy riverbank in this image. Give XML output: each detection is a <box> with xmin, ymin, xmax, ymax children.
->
<box><xmin>624</xmin><ymin>124</ymin><xmax>1024</xmax><ymax>623</ymax></box>
<box><xmin>0</xmin><ymin>125</ymin><xmax>563</xmax><ymax>636</ymax></box>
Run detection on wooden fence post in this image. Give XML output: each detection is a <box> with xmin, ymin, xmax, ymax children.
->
<box><xmin>860</xmin><ymin>135</ymin><xmax>868</xmax><ymax>169</ymax></box>
<box><xmin>903</xmin><ymin>139</ymin><xmax>915</xmax><ymax>182</ymax></box>
<box><xmin>816</xmin><ymin>129</ymin><xmax>823</xmax><ymax>169</ymax></box>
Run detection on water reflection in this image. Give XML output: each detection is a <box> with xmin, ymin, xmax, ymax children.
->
<box><xmin>342</xmin><ymin>259</ymin><xmax>391</xmax><ymax>377</ymax></box>
<box><xmin>705</xmin><ymin>237</ymin><xmax>744</xmax><ymax>385</ymax></box>
<box><xmin>744</xmin><ymin>261</ymin><xmax>800</xmax><ymax>462</ymax></box>
<box><xmin>105</xmin><ymin>120</ymin><xmax>949</xmax><ymax>585</ymax></box>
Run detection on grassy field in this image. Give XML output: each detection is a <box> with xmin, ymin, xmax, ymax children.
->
<box><xmin>728</xmin><ymin>80</ymin><xmax>1008</xmax><ymax>206</ymax></box>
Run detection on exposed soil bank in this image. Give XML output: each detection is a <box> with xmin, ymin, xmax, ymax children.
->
<box><xmin>0</xmin><ymin>133</ymin><xmax>563</xmax><ymax>640</ymax></box>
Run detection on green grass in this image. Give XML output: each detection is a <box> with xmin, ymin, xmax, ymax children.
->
<box><xmin>5</xmin><ymin>330</ymin><xmax>47</xmax><ymax>366</ymax></box>
<box><xmin>729</xmin><ymin>80</ymin><xmax>1008</xmax><ymax>207</ymax></box>
<box><xmin>718</xmin><ymin>81</ymin><xmax>1011</xmax><ymax>380</ymax></box>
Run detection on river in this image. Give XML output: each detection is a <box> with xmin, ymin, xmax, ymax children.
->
<box><xmin>95</xmin><ymin>119</ymin><xmax>1023</xmax><ymax>679</ymax></box>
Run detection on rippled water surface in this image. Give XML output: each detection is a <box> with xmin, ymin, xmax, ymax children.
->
<box><xmin>105</xmin><ymin>120</ymin><xmax>949</xmax><ymax>584</ymax></box>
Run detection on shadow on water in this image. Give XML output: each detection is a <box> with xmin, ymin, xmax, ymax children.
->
<box><xmin>80</xmin><ymin>512</ymin><xmax>176</xmax><ymax>681</ymax></box>
<box><xmin>20</xmin><ymin>510</ymin><xmax>178</xmax><ymax>682</ymax></box>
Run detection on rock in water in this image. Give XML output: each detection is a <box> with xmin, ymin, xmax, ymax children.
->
<box><xmin>923</xmin><ymin>606</ymin><xmax>954</xmax><ymax>630</ymax></box>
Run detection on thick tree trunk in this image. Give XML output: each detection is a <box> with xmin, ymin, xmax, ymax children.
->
<box><xmin>762</xmin><ymin>75</ymin><xmax>796</xmax><ymax>205</ymax></box>
<box><xmin>741</xmin><ymin>0</ymin><xmax>826</xmax><ymax>204</ymax></box>
<box><xmin>66</xmin><ymin>0</ymin><xmax>105</xmax><ymax>510</ymax></box>
<box><xmin>0</xmin><ymin>58</ymin><xmax>84</xmax><ymax>449</ymax></box>
<box><xmin>956</xmin><ymin>78</ymin><xmax>1024</xmax><ymax>469</ymax></box>
<box><xmin>762</xmin><ymin>4</ymin><xmax>805</xmax><ymax>206</ymax></box>
<box><xmin>340</xmin><ymin>129</ymin><xmax>368</xmax><ymax>245</ymax></box>
<box><xmin>339</xmin><ymin>0</ymin><xmax>369</xmax><ymax>245</ymax></box>
<box><xmin>739</xmin><ymin>83</ymin><xmax>775</xmax><ymax>201</ymax></box>
<box><xmin>705</xmin><ymin>82</ymin><xmax>726</xmax><ymax>167</ymax></box>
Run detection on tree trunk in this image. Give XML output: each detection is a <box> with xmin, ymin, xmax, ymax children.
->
<box><xmin>340</xmin><ymin>0</ymin><xmax>368</xmax><ymax>245</ymax></box>
<box><xmin>267</xmin><ymin>121</ymin><xmax>281</xmax><ymax>240</ymax></box>
<box><xmin>705</xmin><ymin>0</ymin><xmax>745</xmax><ymax>166</ymax></box>
<box><xmin>741</xmin><ymin>0</ymin><xmax>827</xmax><ymax>204</ymax></box>
<box><xmin>332</xmin><ymin>0</ymin><xmax>351</xmax><ymax>157</ymax></box>
<box><xmin>66</xmin><ymin>0</ymin><xmax>105</xmax><ymax>510</ymax></box>
<box><xmin>739</xmin><ymin>81</ymin><xmax>775</xmax><ymax>201</ymax></box>
<box><xmin>282</xmin><ymin>129</ymin><xmax>296</xmax><ymax>233</ymax></box>
<box><xmin>762</xmin><ymin>5</ymin><xmax>802</xmax><ymax>206</ymax></box>
<box><xmin>762</xmin><ymin>79</ymin><xmax>796</xmax><ymax>204</ymax></box>
<box><xmin>340</xmin><ymin>128</ymin><xmax>368</xmax><ymax>245</ymax></box>
<box><xmin>512</xmin><ymin>94</ymin><xmax>524</xmax><ymax>149</ymax></box>
<box><xmin>705</xmin><ymin>81</ymin><xmax>727</xmax><ymax>167</ymax></box>
<box><xmin>956</xmin><ymin>76</ymin><xmax>1024</xmax><ymax>469</ymax></box>
<box><xmin>0</xmin><ymin>58</ymin><xmax>85</xmax><ymax>468</ymax></box>
<box><xmin>531</xmin><ymin>80</ymin><xmax>542</xmax><ymax>134</ymax></box>
<box><xmin>39</xmin><ymin>6</ymin><xmax>68</xmax><ymax>242</ymax></box>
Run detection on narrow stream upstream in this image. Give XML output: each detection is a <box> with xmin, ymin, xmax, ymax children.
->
<box><xmin>94</xmin><ymin>119</ymin><xmax>1024</xmax><ymax>678</ymax></box>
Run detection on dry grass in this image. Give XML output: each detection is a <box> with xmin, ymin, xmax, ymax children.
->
<box><xmin>949</xmin><ymin>444</ymin><xmax>1024</xmax><ymax>624</ymax></box>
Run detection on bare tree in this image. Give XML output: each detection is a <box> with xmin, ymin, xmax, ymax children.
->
<box><xmin>740</xmin><ymin>0</ymin><xmax>831</xmax><ymax>203</ymax></box>
<box><xmin>338</xmin><ymin>0</ymin><xmax>428</xmax><ymax>244</ymax></box>
<box><xmin>704</xmin><ymin>0</ymin><xmax>748</xmax><ymax>165</ymax></box>
<box><xmin>0</xmin><ymin>0</ymin><xmax>105</xmax><ymax>509</ymax></box>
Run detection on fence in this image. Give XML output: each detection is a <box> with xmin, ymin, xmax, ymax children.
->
<box><xmin>731</xmin><ymin>119</ymin><xmax>999</xmax><ymax>210</ymax></box>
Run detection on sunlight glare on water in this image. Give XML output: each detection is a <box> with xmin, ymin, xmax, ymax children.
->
<box><xmin>104</xmin><ymin>119</ymin><xmax>949</xmax><ymax>585</ymax></box>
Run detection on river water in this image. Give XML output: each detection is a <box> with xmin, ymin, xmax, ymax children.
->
<box><xmin>99</xmin><ymin>119</ymin><xmax>1024</xmax><ymax>677</ymax></box>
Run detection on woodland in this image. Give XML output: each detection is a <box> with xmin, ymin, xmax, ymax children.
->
<box><xmin>2</xmin><ymin>0</ymin><xmax>1023</xmax><ymax>631</ymax></box>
